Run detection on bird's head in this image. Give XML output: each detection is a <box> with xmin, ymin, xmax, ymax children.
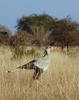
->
<box><xmin>48</xmin><ymin>45</ymin><xmax>52</xmax><ymax>48</ymax></box>
<box><xmin>43</xmin><ymin>45</ymin><xmax>52</xmax><ymax>57</ymax></box>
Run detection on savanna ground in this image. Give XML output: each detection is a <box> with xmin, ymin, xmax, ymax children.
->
<box><xmin>0</xmin><ymin>46</ymin><xmax>79</xmax><ymax>100</ymax></box>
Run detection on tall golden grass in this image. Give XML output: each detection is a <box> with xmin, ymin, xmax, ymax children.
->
<box><xmin>0</xmin><ymin>46</ymin><xmax>79</xmax><ymax>100</ymax></box>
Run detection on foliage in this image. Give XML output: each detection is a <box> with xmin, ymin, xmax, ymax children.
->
<box><xmin>0</xmin><ymin>14</ymin><xmax>79</xmax><ymax>50</ymax></box>
<box><xmin>0</xmin><ymin>25</ymin><xmax>11</xmax><ymax>36</ymax></box>
<box><xmin>0</xmin><ymin>25</ymin><xmax>12</xmax><ymax>45</ymax></box>
<box><xmin>48</xmin><ymin>17</ymin><xmax>79</xmax><ymax>51</ymax></box>
<box><xmin>16</xmin><ymin>14</ymin><xmax>57</xmax><ymax>46</ymax></box>
<box><xmin>16</xmin><ymin>14</ymin><xmax>56</xmax><ymax>33</ymax></box>
<box><xmin>9</xmin><ymin>31</ymin><xmax>33</xmax><ymax>46</ymax></box>
<box><xmin>16</xmin><ymin>14</ymin><xmax>79</xmax><ymax>47</ymax></box>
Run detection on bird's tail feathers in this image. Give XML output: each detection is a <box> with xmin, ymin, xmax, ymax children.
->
<box><xmin>6</xmin><ymin>68</ymin><xmax>18</xmax><ymax>73</ymax></box>
<box><xmin>6</xmin><ymin>60</ymin><xmax>36</xmax><ymax>73</ymax></box>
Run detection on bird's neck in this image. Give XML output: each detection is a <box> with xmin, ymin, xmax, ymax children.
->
<box><xmin>47</xmin><ymin>48</ymin><xmax>51</xmax><ymax>55</ymax></box>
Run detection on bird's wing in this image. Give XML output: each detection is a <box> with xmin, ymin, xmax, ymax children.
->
<box><xmin>17</xmin><ymin>59</ymin><xmax>36</xmax><ymax>69</ymax></box>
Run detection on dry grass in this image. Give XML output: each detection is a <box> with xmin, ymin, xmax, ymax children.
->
<box><xmin>0</xmin><ymin>46</ymin><xmax>79</xmax><ymax>100</ymax></box>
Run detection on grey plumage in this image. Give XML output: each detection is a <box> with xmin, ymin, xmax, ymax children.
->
<box><xmin>7</xmin><ymin>47</ymin><xmax>51</xmax><ymax>80</ymax></box>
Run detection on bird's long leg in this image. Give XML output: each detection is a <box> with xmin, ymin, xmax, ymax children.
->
<box><xmin>33</xmin><ymin>68</ymin><xmax>43</xmax><ymax>80</ymax></box>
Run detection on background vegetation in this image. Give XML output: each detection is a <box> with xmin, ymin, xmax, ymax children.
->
<box><xmin>0</xmin><ymin>14</ymin><xmax>79</xmax><ymax>58</ymax></box>
<box><xmin>0</xmin><ymin>14</ymin><xmax>79</xmax><ymax>47</ymax></box>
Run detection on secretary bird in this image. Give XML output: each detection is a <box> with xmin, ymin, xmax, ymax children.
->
<box><xmin>7</xmin><ymin>46</ymin><xmax>52</xmax><ymax>80</ymax></box>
